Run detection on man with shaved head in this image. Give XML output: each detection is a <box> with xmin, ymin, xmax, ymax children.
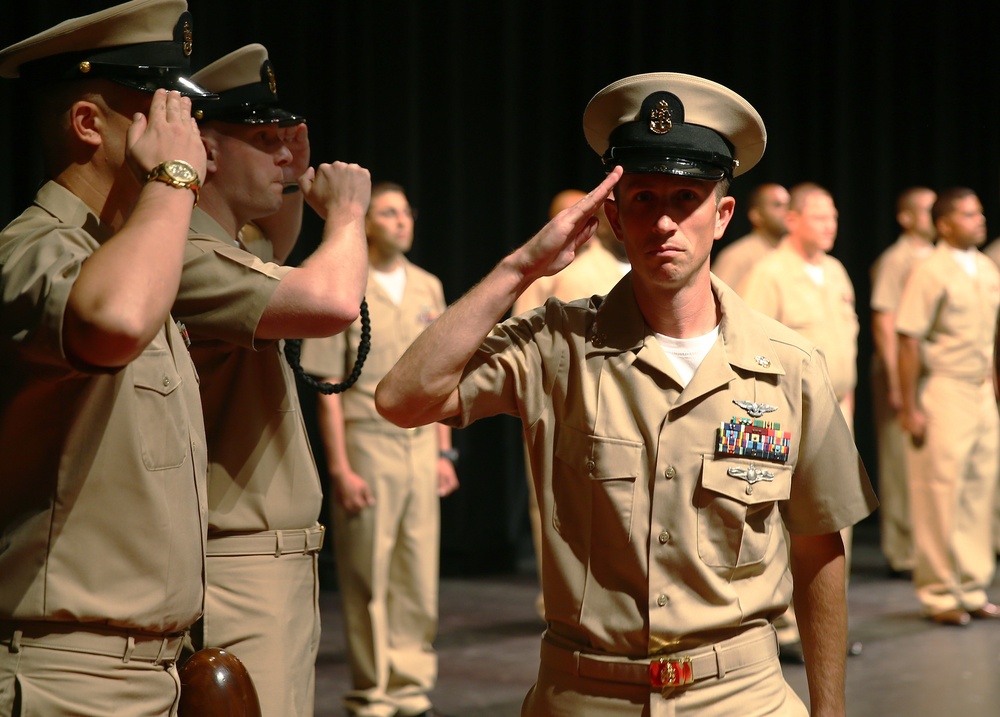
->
<box><xmin>713</xmin><ymin>182</ymin><xmax>789</xmax><ymax>294</ymax></box>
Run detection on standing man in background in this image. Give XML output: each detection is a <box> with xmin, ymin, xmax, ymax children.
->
<box><xmin>300</xmin><ymin>182</ymin><xmax>458</xmax><ymax>717</ymax></box>
<box><xmin>896</xmin><ymin>187</ymin><xmax>1000</xmax><ymax>626</ymax></box>
<box><xmin>870</xmin><ymin>186</ymin><xmax>936</xmax><ymax>577</ymax></box>
<box><xmin>712</xmin><ymin>182</ymin><xmax>789</xmax><ymax>294</ymax></box>
<box><xmin>0</xmin><ymin>1</ymin><xmax>211</xmax><ymax>715</ymax></box>
<box><xmin>173</xmin><ymin>44</ymin><xmax>370</xmax><ymax>717</ymax></box>
<box><xmin>743</xmin><ymin>182</ymin><xmax>860</xmax><ymax>661</ymax></box>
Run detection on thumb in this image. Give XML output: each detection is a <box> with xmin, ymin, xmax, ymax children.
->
<box><xmin>125</xmin><ymin>112</ymin><xmax>147</xmax><ymax>153</ymax></box>
<box><xmin>298</xmin><ymin>166</ymin><xmax>316</xmax><ymax>194</ymax></box>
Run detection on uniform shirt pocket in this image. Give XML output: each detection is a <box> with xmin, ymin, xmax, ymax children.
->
<box><xmin>696</xmin><ymin>456</ymin><xmax>791</xmax><ymax>568</ymax></box>
<box><xmin>553</xmin><ymin>426</ymin><xmax>642</xmax><ymax>548</ymax></box>
<box><xmin>132</xmin><ymin>350</ymin><xmax>187</xmax><ymax>470</ymax></box>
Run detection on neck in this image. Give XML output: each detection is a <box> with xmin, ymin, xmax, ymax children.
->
<box><xmin>196</xmin><ymin>192</ymin><xmax>241</xmax><ymax>239</ymax></box>
<box><xmin>901</xmin><ymin>231</ymin><xmax>933</xmax><ymax>246</ymax></box>
<box><xmin>757</xmin><ymin>228</ymin><xmax>784</xmax><ymax>247</ymax></box>
<box><xmin>56</xmin><ymin>163</ymin><xmax>133</xmax><ymax>232</ymax></box>
<box><xmin>633</xmin><ymin>270</ymin><xmax>720</xmax><ymax>338</ymax></box>
<box><xmin>369</xmin><ymin>248</ymin><xmax>404</xmax><ymax>272</ymax></box>
<box><xmin>787</xmin><ymin>237</ymin><xmax>824</xmax><ymax>265</ymax></box>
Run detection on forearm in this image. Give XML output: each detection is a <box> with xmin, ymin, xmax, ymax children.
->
<box><xmin>872</xmin><ymin>311</ymin><xmax>902</xmax><ymax>399</ymax></box>
<box><xmin>316</xmin><ymin>389</ymin><xmax>353</xmax><ymax>481</ymax></box>
<box><xmin>377</xmin><ymin>166</ymin><xmax>620</xmax><ymax>428</ymax></box>
<box><xmin>896</xmin><ymin>333</ymin><xmax>921</xmax><ymax>412</ymax></box>
<box><xmin>64</xmin><ymin>184</ymin><xmax>196</xmax><ymax>367</ymax></box>
<box><xmin>377</xmin><ymin>254</ymin><xmax>529</xmax><ymax>427</ymax></box>
<box><xmin>256</xmin><ymin>212</ymin><xmax>367</xmax><ymax>340</ymax></box>
<box><xmin>790</xmin><ymin>531</ymin><xmax>848</xmax><ymax>717</ymax></box>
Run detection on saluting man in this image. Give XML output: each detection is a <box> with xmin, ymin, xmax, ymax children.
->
<box><xmin>0</xmin><ymin>2</ymin><xmax>211</xmax><ymax>715</ymax></box>
<box><xmin>172</xmin><ymin>44</ymin><xmax>370</xmax><ymax>717</ymax></box>
<box><xmin>376</xmin><ymin>73</ymin><xmax>877</xmax><ymax>716</ymax></box>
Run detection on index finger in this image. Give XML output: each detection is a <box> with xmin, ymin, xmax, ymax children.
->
<box><xmin>568</xmin><ymin>165</ymin><xmax>623</xmax><ymax>219</ymax></box>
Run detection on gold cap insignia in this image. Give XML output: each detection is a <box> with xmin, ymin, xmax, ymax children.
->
<box><xmin>649</xmin><ymin>99</ymin><xmax>672</xmax><ymax>134</ymax></box>
<box><xmin>182</xmin><ymin>21</ymin><xmax>193</xmax><ymax>57</ymax></box>
<box><xmin>266</xmin><ymin>65</ymin><xmax>277</xmax><ymax>96</ymax></box>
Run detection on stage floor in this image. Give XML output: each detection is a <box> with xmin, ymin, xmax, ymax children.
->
<box><xmin>314</xmin><ymin>523</ymin><xmax>1000</xmax><ymax>716</ymax></box>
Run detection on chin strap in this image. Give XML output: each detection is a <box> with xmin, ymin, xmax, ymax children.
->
<box><xmin>284</xmin><ymin>298</ymin><xmax>371</xmax><ymax>394</ymax></box>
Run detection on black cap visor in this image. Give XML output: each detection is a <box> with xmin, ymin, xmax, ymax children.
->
<box><xmin>197</xmin><ymin>103</ymin><xmax>305</xmax><ymax>126</ymax></box>
<box><xmin>602</xmin><ymin>147</ymin><xmax>729</xmax><ymax>181</ymax></box>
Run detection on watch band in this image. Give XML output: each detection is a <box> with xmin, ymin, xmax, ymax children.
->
<box><xmin>439</xmin><ymin>448</ymin><xmax>459</xmax><ymax>463</ymax></box>
<box><xmin>144</xmin><ymin>160</ymin><xmax>200</xmax><ymax>206</ymax></box>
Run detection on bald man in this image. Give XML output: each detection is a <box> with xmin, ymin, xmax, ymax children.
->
<box><xmin>713</xmin><ymin>182</ymin><xmax>789</xmax><ymax>294</ymax></box>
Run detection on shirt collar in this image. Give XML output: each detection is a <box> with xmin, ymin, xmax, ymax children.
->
<box><xmin>590</xmin><ymin>272</ymin><xmax>786</xmax><ymax>377</ymax></box>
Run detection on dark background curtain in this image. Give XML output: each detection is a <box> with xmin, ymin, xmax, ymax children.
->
<box><xmin>3</xmin><ymin>1</ymin><xmax>1000</xmax><ymax>575</ymax></box>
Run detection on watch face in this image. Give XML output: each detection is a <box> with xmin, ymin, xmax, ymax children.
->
<box><xmin>164</xmin><ymin>160</ymin><xmax>196</xmax><ymax>183</ymax></box>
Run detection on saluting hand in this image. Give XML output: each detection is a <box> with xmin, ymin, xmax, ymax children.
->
<box><xmin>511</xmin><ymin>166</ymin><xmax>623</xmax><ymax>285</ymax></box>
<box><xmin>299</xmin><ymin>161</ymin><xmax>371</xmax><ymax>221</ymax></box>
<box><xmin>125</xmin><ymin>88</ymin><xmax>207</xmax><ymax>182</ymax></box>
<box><xmin>279</xmin><ymin>122</ymin><xmax>311</xmax><ymax>187</ymax></box>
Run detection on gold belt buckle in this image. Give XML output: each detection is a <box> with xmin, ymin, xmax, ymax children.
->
<box><xmin>649</xmin><ymin>656</ymin><xmax>693</xmax><ymax>687</ymax></box>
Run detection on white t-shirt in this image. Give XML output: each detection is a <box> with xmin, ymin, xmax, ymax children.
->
<box><xmin>654</xmin><ymin>326</ymin><xmax>721</xmax><ymax>387</ymax></box>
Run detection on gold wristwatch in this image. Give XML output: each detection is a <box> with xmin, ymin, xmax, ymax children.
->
<box><xmin>144</xmin><ymin>160</ymin><xmax>200</xmax><ymax>206</ymax></box>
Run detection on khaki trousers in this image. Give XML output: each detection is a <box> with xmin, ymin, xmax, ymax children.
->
<box><xmin>337</xmin><ymin>425</ymin><xmax>439</xmax><ymax>717</ymax></box>
<box><xmin>871</xmin><ymin>356</ymin><xmax>914</xmax><ymax>571</ymax></box>
<box><xmin>907</xmin><ymin>376</ymin><xmax>999</xmax><ymax>614</ymax></box>
<box><xmin>0</xmin><ymin>629</ymin><xmax>181</xmax><ymax>716</ymax></box>
<box><xmin>188</xmin><ymin>541</ymin><xmax>321</xmax><ymax>717</ymax></box>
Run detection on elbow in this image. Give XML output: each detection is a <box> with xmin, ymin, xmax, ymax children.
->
<box><xmin>374</xmin><ymin>377</ymin><xmax>420</xmax><ymax>428</ymax></box>
<box><xmin>65</xmin><ymin>306</ymin><xmax>160</xmax><ymax>368</ymax></box>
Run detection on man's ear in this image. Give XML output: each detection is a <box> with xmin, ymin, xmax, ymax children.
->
<box><xmin>603</xmin><ymin>197</ymin><xmax>625</xmax><ymax>243</ymax></box>
<box><xmin>714</xmin><ymin>195</ymin><xmax>736</xmax><ymax>240</ymax></box>
<box><xmin>201</xmin><ymin>132</ymin><xmax>220</xmax><ymax>177</ymax></box>
<box><xmin>68</xmin><ymin>100</ymin><xmax>103</xmax><ymax>147</ymax></box>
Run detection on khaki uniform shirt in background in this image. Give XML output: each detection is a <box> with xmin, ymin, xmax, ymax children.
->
<box><xmin>982</xmin><ymin>237</ymin><xmax>1000</xmax><ymax>270</ymax></box>
<box><xmin>548</xmin><ymin>241</ymin><xmax>628</xmax><ymax>304</ymax></box>
<box><xmin>0</xmin><ymin>182</ymin><xmax>208</xmax><ymax>634</ymax></box>
<box><xmin>447</xmin><ymin>275</ymin><xmax>877</xmax><ymax>657</ymax></box>
<box><xmin>173</xmin><ymin>208</ymin><xmax>321</xmax><ymax>534</ymax></box>
<box><xmin>896</xmin><ymin>243</ymin><xmax>1000</xmax><ymax>381</ymax></box>
<box><xmin>300</xmin><ymin>257</ymin><xmax>446</xmax><ymax>421</ymax></box>
<box><xmin>743</xmin><ymin>241</ymin><xmax>859</xmax><ymax>401</ymax></box>
<box><xmin>712</xmin><ymin>231</ymin><xmax>778</xmax><ymax>296</ymax></box>
<box><xmin>871</xmin><ymin>236</ymin><xmax>933</xmax><ymax>314</ymax></box>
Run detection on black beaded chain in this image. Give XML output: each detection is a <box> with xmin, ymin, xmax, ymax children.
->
<box><xmin>284</xmin><ymin>298</ymin><xmax>371</xmax><ymax>394</ymax></box>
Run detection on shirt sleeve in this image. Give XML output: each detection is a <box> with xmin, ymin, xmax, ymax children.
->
<box><xmin>781</xmin><ymin>347</ymin><xmax>879</xmax><ymax>534</ymax></box>
<box><xmin>895</xmin><ymin>261</ymin><xmax>940</xmax><ymax>338</ymax></box>
<box><xmin>173</xmin><ymin>237</ymin><xmax>292</xmax><ymax>348</ymax></box>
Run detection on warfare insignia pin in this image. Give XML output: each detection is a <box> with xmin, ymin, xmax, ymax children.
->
<box><xmin>649</xmin><ymin>99</ymin><xmax>672</xmax><ymax>134</ymax></box>
<box><xmin>754</xmin><ymin>355</ymin><xmax>771</xmax><ymax>368</ymax></box>
<box><xmin>727</xmin><ymin>464</ymin><xmax>775</xmax><ymax>494</ymax></box>
<box><xmin>733</xmin><ymin>399</ymin><xmax>778</xmax><ymax>418</ymax></box>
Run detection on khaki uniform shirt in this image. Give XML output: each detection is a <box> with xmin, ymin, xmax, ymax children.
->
<box><xmin>982</xmin><ymin>237</ymin><xmax>1000</xmax><ymax>271</ymax></box>
<box><xmin>896</xmin><ymin>243</ymin><xmax>1000</xmax><ymax>382</ymax></box>
<box><xmin>549</xmin><ymin>241</ymin><xmax>628</xmax><ymax>304</ymax></box>
<box><xmin>0</xmin><ymin>182</ymin><xmax>207</xmax><ymax>634</ymax></box>
<box><xmin>743</xmin><ymin>241</ymin><xmax>859</xmax><ymax>401</ymax></box>
<box><xmin>448</xmin><ymin>275</ymin><xmax>876</xmax><ymax>656</ymax></box>
<box><xmin>712</xmin><ymin>231</ymin><xmax>778</xmax><ymax>296</ymax></box>
<box><xmin>173</xmin><ymin>208</ymin><xmax>321</xmax><ymax>533</ymax></box>
<box><xmin>870</xmin><ymin>235</ymin><xmax>933</xmax><ymax>314</ymax></box>
<box><xmin>299</xmin><ymin>258</ymin><xmax>445</xmax><ymax>425</ymax></box>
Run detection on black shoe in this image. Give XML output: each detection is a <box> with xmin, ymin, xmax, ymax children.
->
<box><xmin>886</xmin><ymin>567</ymin><xmax>913</xmax><ymax>580</ymax></box>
